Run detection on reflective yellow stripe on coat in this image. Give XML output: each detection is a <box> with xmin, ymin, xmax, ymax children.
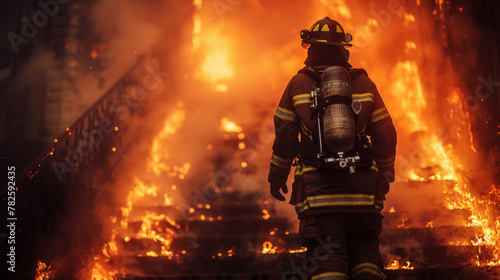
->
<box><xmin>370</xmin><ymin>107</ymin><xmax>390</xmax><ymax>124</ymax></box>
<box><xmin>352</xmin><ymin>93</ymin><xmax>374</xmax><ymax>103</ymax></box>
<box><xmin>295</xmin><ymin>194</ymin><xmax>384</xmax><ymax>214</ymax></box>
<box><xmin>275</xmin><ymin>106</ymin><xmax>297</xmax><ymax>124</ymax></box>
<box><xmin>292</xmin><ymin>93</ymin><xmax>312</xmax><ymax>108</ymax></box>
<box><xmin>271</xmin><ymin>153</ymin><xmax>294</xmax><ymax>168</ymax></box>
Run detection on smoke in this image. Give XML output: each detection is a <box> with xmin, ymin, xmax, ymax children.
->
<box><xmin>73</xmin><ymin>0</ymin><xmax>162</xmax><ymax>112</ymax></box>
<box><xmin>89</xmin><ymin>0</ymin><xmax>160</xmax><ymax>77</ymax></box>
<box><xmin>2</xmin><ymin>47</ymin><xmax>54</xmax><ymax>140</ymax></box>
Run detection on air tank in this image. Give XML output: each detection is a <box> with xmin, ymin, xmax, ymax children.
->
<box><xmin>321</xmin><ymin>66</ymin><xmax>355</xmax><ymax>153</ymax></box>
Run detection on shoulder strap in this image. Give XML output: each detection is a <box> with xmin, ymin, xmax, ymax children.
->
<box><xmin>297</xmin><ymin>66</ymin><xmax>322</xmax><ymax>83</ymax></box>
<box><xmin>300</xmin><ymin>66</ymin><xmax>365</xmax><ymax>82</ymax></box>
<box><xmin>349</xmin><ymin>68</ymin><xmax>368</xmax><ymax>77</ymax></box>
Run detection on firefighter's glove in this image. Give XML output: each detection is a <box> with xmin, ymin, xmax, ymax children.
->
<box><xmin>268</xmin><ymin>171</ymin><xmax>288</xmax><ymax>201</ymax></box>
<box><xmin>270</xmin><ymin>182</ymin><xmax>288</xmax><ymax>201</ymax></box>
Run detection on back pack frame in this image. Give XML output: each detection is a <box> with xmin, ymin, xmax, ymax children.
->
<box><xmin>298</xmin><ymin>66</ymin><xmax>372</xmax><ymax>173</ymax></box>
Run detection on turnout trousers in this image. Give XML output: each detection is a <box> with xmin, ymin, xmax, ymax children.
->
<box><xmin>299</xmin><ymin>212</ymin><xmax>386</xmax><ymax>280</ymax></box>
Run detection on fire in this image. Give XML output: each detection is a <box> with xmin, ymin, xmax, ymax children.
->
<box><xmin>86</xmin><ymin>105</ymin><xmax>191</xmax><ymax>276</ymax></box>
<box><xmin>136</xmin><ymin>211</ymin><xmax>175</xmax><ymax>257</ymax></box>
<box><xmin>390</xmin><ymin>61</ymin><xmax>427</xmax><ymax>131</ymax></box>
<box><xmin>262</xmin><ymin>209</ymin><xmax>270</xmax><ymax>220</ymax></box>
<box><xmin>399</xmin><ymin>90</ymin><xmax>500</xmax><ymax>265</ymax></box>
<box><xmin>192</xmin><ymin>0</ymin><xmax>202</xmax><ymax>50</ymax></box>
<box><xmin>200</xmin><ymin>32</ymin><xmax>234</xmax><ymax>84</ymax></box>
<box><xmin>145</xmin><ymin>251</ymin><xmax>159</xmax><ymax>257</ymax></box>
<box><xmin>221</xmin><ymin>118</ymin><xmax>242</xmax><ymax>133</ymax></box>
<box><xmin>120</xmin><ymin>177</ymin><xmax>159</xmax><ymax>229</ymax></box>
<box><xmin>35</xmin><ymin>260</ymin><xmax>55</xmax><ymax>280</ymax></box>
<box><xmin>318</xmin><ymin>0</ymin><xmax>351</xmax><ymax>19</ymax></box>
<box><xmin>262</xmin><ymin>241</ymin><xmax>277</xmax><ymax>254</ymax></box>
<box><xmin>446</xmin><ymin>88</ymin><xmax>477</xmax><ymax>152</ymax></box>
<box><xmin>289</xmin><ymin>247</ymin><xmax>308</xmax><ymax>254</ymax></box>
<box><xmin>164</xmin><ymin>193</ymin><xmax>172</xmax><ymax>205</ymax></box>
<box><xmin>397</xmin><ymin>214</ymin><xmax>409</xmax><ymax>229</ymax></box>
<box><xmin>90</xmin><ymin>43</ymin><xmax>107</xmax><ymax>59</ymax></box>
<box><xmin>192</xmin><ymin>0</ymin><xmax>235</xmax><ymax>89</ymax></box>
<box><xmin>446</xmin><ymin>180</ymin><xmax>500</xmax><ymax>265</ymax></box>
<box><xmin>382</xmin><ymin>14</ymin><xmax>499</xmax><ymax>265</ymax></box>
<box><xmin>90</xmin><ymin>256</ymin><xmax>117</xmax><ymax>280</ymax></box>
<box><xmin>215</xmin><ymin>83</ymin><xmax>229</xmax><ymax>92</ymax></box>
<box><xmin>385</xmin><ymin>259</ymin><xmax>415</xmax><ymax>270</ymax></box>
<box><xmin>404</xmin><ymin>41</ymin><xmax>417</xmax><ymax>53</ymax></box>
<box><xmin>389</xmin><ymin>61</ymin><xmax>500</xmax><ymax>267</ymax></box>
<box><xmin>149</xmin><ymin>109</ymin><xmax>187</xmax><ymax>176</ymax></box>
<box><xmin>391</xmin><ymin>71</ymin><xmax>500</xmax><ymax>265</ymax></box>
<box><xmin>404</xmin><ymin>13</ymin><xmax>416</xmax><ymax>25</ymax></box>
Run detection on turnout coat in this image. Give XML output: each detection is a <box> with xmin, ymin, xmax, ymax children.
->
<box><xmin>268</xmin><ymin>64</ymin><xmax>397</xmax><ymax>219</ymax></box>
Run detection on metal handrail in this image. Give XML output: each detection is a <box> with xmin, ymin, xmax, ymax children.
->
<box><xmin>15</xmin><ymin>56</ymin><xmax>145</xmax><ymax>184</ymax></box>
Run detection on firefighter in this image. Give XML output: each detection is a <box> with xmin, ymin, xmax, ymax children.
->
<box><xmin>268</xmin><ymin>17</ymin><xmax>397</xmax><ymax>280</ymax></box>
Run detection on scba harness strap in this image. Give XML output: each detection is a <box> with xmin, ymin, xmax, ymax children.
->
<box><xmin>297</xmin><ymin>66</ymin><xmax>373</xmax><ymax>172</ymax></box>
<box><xmin>298</xmin><ymin>67</ymin><xmax>359</xmax><ymax>123</ymax></box>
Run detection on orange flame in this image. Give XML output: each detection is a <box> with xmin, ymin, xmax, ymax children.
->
<box><xmin>34</xmin><ymin>260</ymin><xmax>56</xmax><ymax>280</ymax></box>
<box><xmin>221</xmin><ymin>118</ymin><xmax>242</xmax><ymax>133</ymax></box>
<box><xmin>262</xmin><ymin>241</ymin><xmax>277</xmax><ymax>254</ymax></box>
<box><xmin>385</xmin><ymin>259</ymin><xmax>415</xmax><ymax>270</ymax></box>
<box><xmin>390</xmin><ymin>61</ymin><xmax>427</xmax><ymax>132</ymax></box>
<box><xmin>262</xmin><ymin>209</ymin><xmax>270</xmax><ymax>220</ymax></box>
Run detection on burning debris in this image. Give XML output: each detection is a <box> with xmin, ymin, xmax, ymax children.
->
<box><xmin>34</xmin><ymin>260</ymin><xmax>56</xmax><ymax>280</ymax></box>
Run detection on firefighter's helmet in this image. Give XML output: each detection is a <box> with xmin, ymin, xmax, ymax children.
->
<box><xmin>300</xmin><ymin>17</ymin><xmax>353</xmax><ymax>48</ymax></box>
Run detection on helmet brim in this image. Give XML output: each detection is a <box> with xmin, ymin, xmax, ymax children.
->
<box><xmin>309</xmin><ymin>40</ymin><xmax>353</xmax><ymax>47</ymax></box>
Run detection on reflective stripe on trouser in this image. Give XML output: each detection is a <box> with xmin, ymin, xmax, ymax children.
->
<box><xmin>300</xmin><ymin>213</ymin><xmax>384</xmax><ymax>280</ymax></box>
<box><xmin>312</xmin><ymin>272</ymin><xmax>349</xmax><ymax>280</ymax></box>
<box><xmin>351</xmin><ymin>263</ymin><xmax>386</xmax><ymax>279</ymax></box>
